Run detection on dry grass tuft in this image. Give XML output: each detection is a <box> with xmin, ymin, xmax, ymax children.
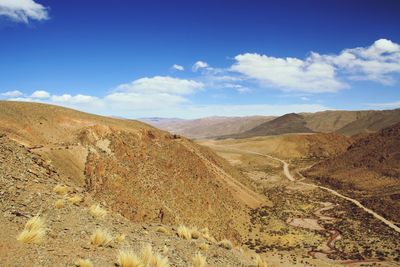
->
<box><xmin>68</xmin><ymin>195</ymin><xmax>82</xmax><ymax>205</ymax></box>
<box><xmin>117</xmin><ymin>249</ymin><xmax>143</xmax><ymax>267</ymax></box>
<box><xmin>254</xmin><ymin>255</ymin><xmax>268</xmax><ymax>267</ymax></box>
<box><xmin>89</xmin><ymin>204</ymin><xmax>107</xmax><ymax>218</ymax></box>
<box><xmin>90</xmin><ymin>229</ymin><xmax>112</xmax><ymax>247</ymax></box>
<box><xmin>55</xmin><ymin>199</ymin><xmax>64</xmax><ymax>209</ymax></box>
<box><xmin>162</xmin><ymin>245</ymin><xmax>169</xmax><ymax>255</ymax></box>
<box><xmin>198</xmin><ymin>242</ymin><xmax>209</xmax><ymax>252</ymax></box>
<box><xmin>155</xmin><ymin>226</ymin><xmax>170</xmax><ymax>235</ymax></box>
<box><xmin>115</xmin><ymin>233</ymin><xmax>126</xmax><ymax>243</ymax></box>
<box><xmin>177</xmin><ymin>225</ymin><xmax>192</xmax><ymax>240</ymax></box>
<box><xmin>53</xmin><ymin>184</ymin><xmax>69</xmax><ymax>195</ymax></box>
<box><xmin>218</xmin><ymin>239</ymin><xmax>233</xmax><ymax>250</ymax></box>
<box><xmin>191</xmin><ymin>252</ymin><xmax>207</xmax><ymax>267</ymax></box>
<box><xmin>140</xmin><ymin>244</ymin><xmax>154</xmax><ymax>266</ymax></box>
<box><xmin>149</xmin><ymin>253</ymin><xmax>169</xmax><ymax>267</ymax></box>
<box><xmin>202</xmin><ymin>234</ymin><xmax>216</xmax><ymax>244</ymax></box>
<box><xmin>17</xmin><ymin>215</ymin><xmax>46</xmax><ymax>244</ymax></box>
<box><xmin>199</xmin><ymin>227</ymin><xmax>210</xmax><ymax>236</ymax></box>
<box><xmin>75</xmin><ymin>258</ymin><xmax>94</xmax><ymax>267</ymax></box>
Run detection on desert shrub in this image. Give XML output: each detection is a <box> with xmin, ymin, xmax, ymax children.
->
<box><xmin>177</xmin><ymin>225</ymin><xmax>191</xmax><ymax>240</ymax></box>
<box><xmin>90</xmin><ymin>229</ymin><xmax>112</xmax><ymax>247</ymax></box>
<box><xmin>53</xmin><ymin>184</ymin><xmax>69</xmax><ymax>195</ymax></box>
<box><xmin>17</xmin><ymin>215</ymin><xmax>46</xmax><ymax>244</ymax></box>
<box><xmin>191</xmin><ymin>252</ymin><xmax>206</xmax><ymax>267</ymax></box>
<box><xmin>89</xmin><ymin>204</ymin><xmax>107</xmax><ymax>218</ymax></box>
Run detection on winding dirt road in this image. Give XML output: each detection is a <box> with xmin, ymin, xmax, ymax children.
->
<box><xmin>211</xmin><ymin>145</ymin><xmax>400</xmax><ymax>234</ymax></box>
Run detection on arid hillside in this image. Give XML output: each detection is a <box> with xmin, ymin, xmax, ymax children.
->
<box><xmin>141</xmin><ymin>116</ymin><xmax>275</xmax><ymax>139</ymax></box>
<box><xmin>0</xmin><ymin>134</ymin><xmax>257</xmax><ymax>266</ymax></box>
<box><xmin>305</xmin><ymin>122</ymin><xmax>400</xmax><ymax>222</ymax></box>
<box><xmin>0</xmin><ymin>101</ymin><xmax>265</xmax><ymax>242</ymax></box>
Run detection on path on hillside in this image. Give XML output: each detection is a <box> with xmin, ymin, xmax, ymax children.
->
<box><xmin>217</xmin><ymin>146</ymin><xmax>400</xmax><ymax>234</ymax></box>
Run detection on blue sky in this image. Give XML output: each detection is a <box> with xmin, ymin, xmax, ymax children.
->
<box><xmin>0</xmin><ymin>0</ymin><xmax>399</xmax><ymax>118</ymax></box>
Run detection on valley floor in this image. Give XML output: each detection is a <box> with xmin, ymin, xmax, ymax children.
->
<box><xmin>199</xmin><ymin>140</ymin><xmax>400</xmax><ymax>267</ymax></box>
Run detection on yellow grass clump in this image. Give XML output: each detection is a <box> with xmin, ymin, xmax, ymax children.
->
<box><xmin>191</xmin><ymin>252</ymin><xmax>207</xmax><ymax>267</ymax></box>
<box><xmin>218</xmin><ymin>239</ymin><xmax>233</xmax><ymax>250</ymax></box>
<box><xmin>149</xmin><ymin>253</ymin><xmax>169</xmax><ymax>267</ymax></box>
<box><xmin>68</xmin><ymin>195</ymin><xmax>82</xmax><ymax>205</ymax></box>
<box><xmin>155</xmin><ymin>226</ymin><xmax>170</xmax><ymax>235</ymax></box>
<box><xmin>162</xmin><ymin>245</ymin><xmax>169</xmax><ymax>255</ymax></box>
<box><xmin>53</xmin><ymin>184</ymin><xmax>69</xmax><ymax>195</ymax></box>
<box><xmin>75</xmin><ymin>258</ymin><xmax>94</xmax><ymax>267</ymax></box>
<box><xmin>90</xmin><ymin>229</ymin><xmax>112</xmax><ymax>247</ymax></box>
<box><xmin>254</xmin><ymin>255</ymin><xmax>268</xmax><ymax>267</ymax></box>
<box><xmin>115</xmin><ymin>233</ymin><xmax>126</xmax><ymax>243</ymax></box>
<box><xmin>140</xmin><ymin>244</ymin><xmax>169</xmax><ymax>267</ymax></box>
<box><xmin>55</xmin><ymin>199</ymin><xmax>64</xmax><ymax>209</ymax></box>
<box><xmin>198</xmin><ymin>242</ymin><xmax>209</xmax><ymax>252</ymax></box>
<box><xmin>89</xmin><ymin>204</ymin><xmax>107</xmax><ymax>218</ymax></box>
<box><xmin>17</xmin><ymin>215</ymin><xmax>46</xmax><ymax>244</ymax></box>
<box><xmin>177</xmin><ymin>225</ymin><xmax>191</xmax><ymax>240</ymax></box>
<box><xmin>117</xmin><ymin>249</ymin><xmax>143</xmax><ymax>267</ymax></box>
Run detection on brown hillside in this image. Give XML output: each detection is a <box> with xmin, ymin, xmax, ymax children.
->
<box><xmin>305</xmin><ymin>122</ymin><xmax>400</xmax><ymax>222</ymax></box>
<box><xmin>0</xmin><ymin>101</ymin><xmax>265</xmax><ymax>241</ymax></box>
<box><xmin>220</xmin><ymin>113</ymin><xmax>313</xmax><ymax>139</ymax></box>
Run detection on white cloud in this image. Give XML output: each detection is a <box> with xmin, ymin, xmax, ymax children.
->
<box><xmin>316</xmin><ymin>38</ymin><xmax>400</xmax><ymax>85</ymax></box>
<box><xmin>115</xmin><ymin>76</ymin><xmax>204</xmax><ymax>95</ymax></box>
<box><xmin>30</xmin><ymin>90</ymin><xmax>50</xmax><ymax>99</ymax></box>
<box><xmin>230</xmin><ymin>39</ymin><xmax>400</xmax><ymax>93</ymax></box>
<box><xmin>50</xmin><ymin>94</ymin><xmax>101</xmax><ymax>105</ymax></box>
<box><xmin>231</xmin><ymin>53</ymin><xmax>346</xmax><ymax>93</ymax></box>
<box><xmin>1</xmin><ymin>90</ymin><xmax>23</xmax><ymax>97</ymax></box>
<box><xmin>368</xmin><ymin>101</ymin><xmax>400</xmax><ymax>109</ymax></box>
<box><xmin>0</xmin><ymin>0</ymin><xmax>49</xmax><ymax>23</ymax></box>
<box><xmin>192</xmin><ymin>61</ymin><xmax>209</xmax><ymax>72</ymax></box>
<box><xmin>172</xmin><ymin>64</ymin><xmax>184</xmax><ymax>71</ymax></box>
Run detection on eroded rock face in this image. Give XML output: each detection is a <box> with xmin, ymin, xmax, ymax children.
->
<box><xmin>80</xmin><ymin>126</ymin><xmax>247</xmax><ymax>241</ymax></box>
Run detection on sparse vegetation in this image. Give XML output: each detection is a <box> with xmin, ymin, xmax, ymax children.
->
<box><xmin>140</xmin><ymin>244</ymin><xmax>169</xmax><ymax>267</ymax></box>
<box><xmin>115</xmin><ymin>233</ymin><xmax>126</xmax><ymax>243</ymax></box>
<box><xmin>53</xmin><ymin>184</ymin><xmax>69</xmax><ymax>195</ymax></box>
<box><xmin>68</xmin><ymin>195</ymin><xmax>82</xmax><ymax>205</ymax></box>
<box><xmin>17</xmin><ymin>215</ymin><xmax>46</xmax><ymax>244</ymax></box>
<box><xmin>89</xmin><ymin>204</ymin><xmax>107</xmax><ymax>218</ymax></box>
<box><xmin>117</xmin><ymin>249</ymin><xmax>142</xmax><ymax>267</ymax></box>
<box><xmin>254</xmin><ymin>255</ymin><xmax>268</xmax><ymax>267</ymax></box>
<box><xmin>191</xmin><ymin>252</ymin><xmax>207</xmax><ymax>267</ymax></box>
<box><xmin>75</xmin><ymin>258</ymin><xmax>94</xmax><ymax>267</ymax></box>
<box><xmin>55</xmin><ymin>199</ymin><xmax>64</xmax><ymax>209</ymax></box>
<box><xmin>90</xmin><ymin>229</ymin><xmax>112</xmax><ymax>247</ymax></box>
<box><xmin>218</xmin><ymin>239</ymin><xmax>233</xmax><ymax>250</ymax></box>
<box><xmin>177</xmin><ymin>225</ymin><xmax>192</xmax><ymax>240</ymax></box>
<box><xmin>155</xmin><ymin>226</ymin><xmax>170</xmax><ymax>235</ymax></box>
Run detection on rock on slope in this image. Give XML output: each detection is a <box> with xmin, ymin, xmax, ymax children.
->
<box><xmin>0</xmin><ymin>134</ymin><xmax>255</xmax><ymax>266</ymax></box>
<box><xmin>305</xmin><ymin>122</ymin><xmax>400</xmax><ymax>222</ymax></box>
<box><xmin>0</xmin><ymin>101</ymin><xmax>265</xmax><ymax>242</ymax></box>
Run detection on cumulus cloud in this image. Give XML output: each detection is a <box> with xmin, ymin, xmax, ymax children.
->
<box><xmin>172</xmin><ymin>64</ymin><xmax>184</xmax><ymax>71</ymax></box>
<box><xmin>30</xmin><ymin>90</ymin><xmax>50</xmax><ymax>98</ymax></box>
<box><xmin>115</xmin><ymin>76</ymin><xmax>204</xmax><ymax>95</ymax></box>
<box><xmin>231</xmin><ymin>53</ymin><xmax>346</xmax><ymax>93</ymax></box>
<box><xmin>192</xmin><ymin>61</ymin><xmax>209</xmax><ymax>72</ymax></box>
<box><xmin>315</xmin><ymin>38</ymin><xmax>400</xmax><ymax>85</ymax></box>
<box><xmin>0</xmin><ymin>0</ymin><xmax>49</xmax><ymax>23</ymax></box>
<box><xmin>368</xmin><ymin>101</ymin><xmax>400</xmax><ymax>109</ymax></box>
<box><xmin>50</xmin><ymin>94</ymin><xmax>101</xmax><ymax>105</ymax></box>
<box><xmin>230</xmin><ymin>39</ymin><xmax>400</xmax><ymax>93</ymax></box>
<box><xmin>1</xmin><ymin>90</ymin><xmax>23</xmax><ymax>97</ymax></box>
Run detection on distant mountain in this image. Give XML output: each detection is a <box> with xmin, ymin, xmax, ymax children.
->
<box><xmin>305</xmin><ymin>122</ymin><xmax>400</xmax><ymax>222</ymax></box>
<box><xmin>220</xmin><ymin>113</ymin><xmax>314</xmax><ymax>139</ymax></box>
<box><xmin>215</xmin><ymin>109</ymin><xmax>400</xmax><ymax>139</ymax></box>
<box><xmin>141</xmin><ymin>116</ymin><xmax>275</xmax><ymax>139</ymax></box>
